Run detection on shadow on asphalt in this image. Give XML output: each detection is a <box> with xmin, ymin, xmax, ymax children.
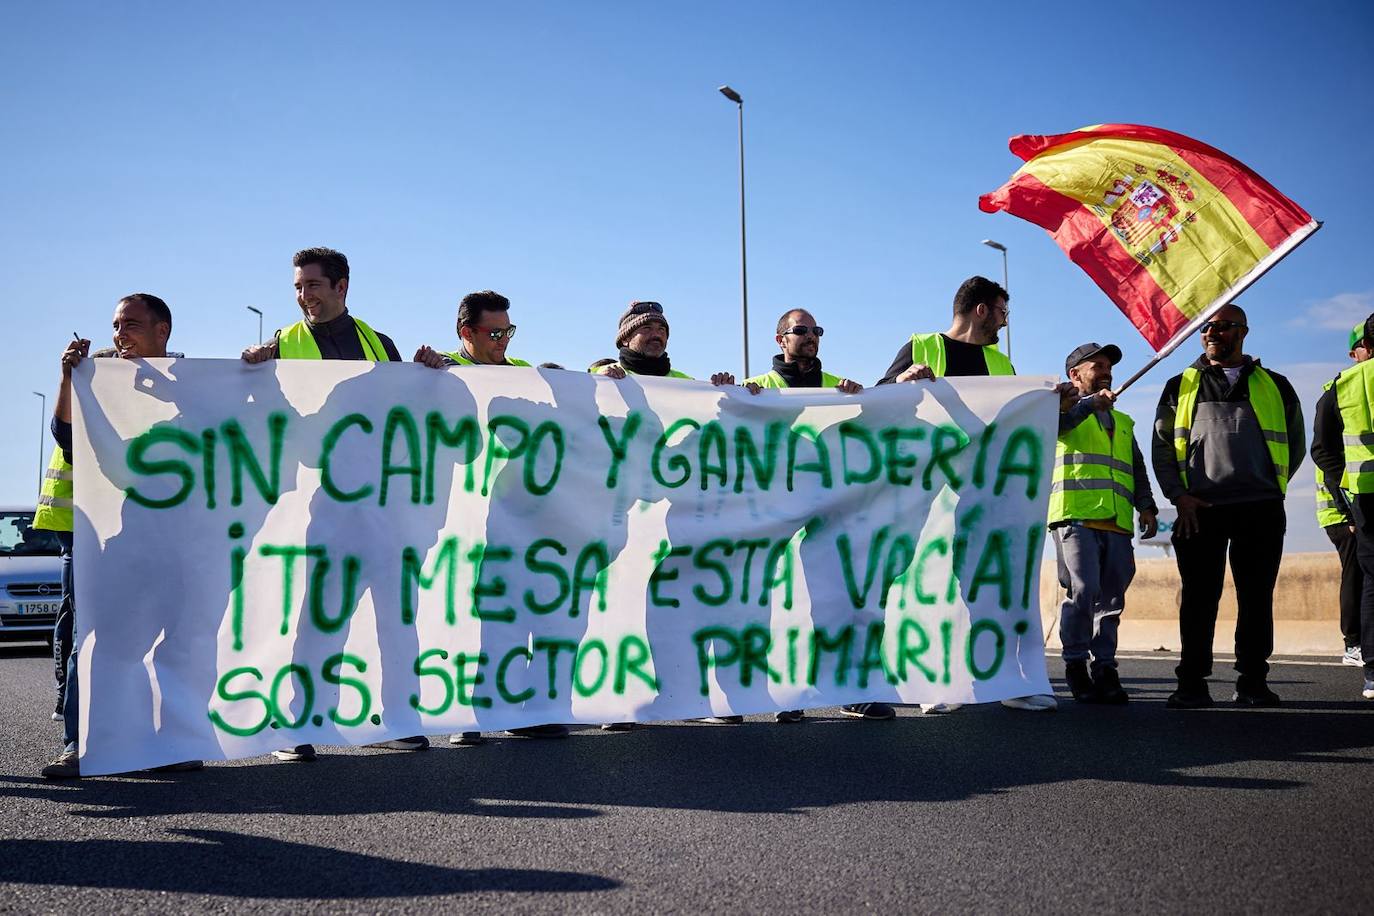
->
<box><xmin>3</xmin><ymin>671</ymin><xmax>1370</xmax><ymax>898</ymax></box>
<box><xmin>0</xmin><ymin>829</ymin><xmax>618</xmax><ymax>897</ymax></box>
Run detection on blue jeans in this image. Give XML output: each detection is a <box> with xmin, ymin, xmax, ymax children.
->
<box><xmin>52</xmin><ymin>532</ymin><xmax>74</xmax><ymax>709</ymax></box>
<box><xmin>1053</xmin><ymin>524</ymin><xmax>1136</xmax><ymax>673</ymax></box>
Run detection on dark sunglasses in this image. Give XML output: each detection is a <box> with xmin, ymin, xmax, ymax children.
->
<box><xmin>628</xmin><ymin>301</ymin><xmax>664</xmax><ymax>314</ymax></box>
<box><xmin>1201</xmin><ymin>319</ymin><xmax>1246</xmax><ymax>333</ymax></box>
<box><xmin>469</xmin><ymin>324</ymin><xmax>517</xmax><ymax>340</ymax></box>
<box><xmin>782</xmin><ymin>325</ymin><xmax>824</xmax><ymax>337</ymax></box>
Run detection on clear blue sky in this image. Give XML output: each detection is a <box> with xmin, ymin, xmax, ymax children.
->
<box><xmin>3</xmin><ymin>0</ymin><xmax>1371</xmax><ymax>552</ymax></box>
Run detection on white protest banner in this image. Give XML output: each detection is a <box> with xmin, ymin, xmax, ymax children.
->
<box><xmin>72</xmin><ymin>358</ymin><xmax>1056</xmax><ymax>774</ymax></box>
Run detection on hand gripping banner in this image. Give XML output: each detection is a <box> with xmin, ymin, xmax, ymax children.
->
<box><xmin>72</xmin><ymin>359</ymin><xmax>1057</xmax><ymax>774</ymax></box>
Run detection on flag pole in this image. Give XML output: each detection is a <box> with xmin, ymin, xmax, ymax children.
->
<box><xmin>1112</xmin><ymin>220</ymin><xmax>1322</xmax><ymax>397</ymax></box>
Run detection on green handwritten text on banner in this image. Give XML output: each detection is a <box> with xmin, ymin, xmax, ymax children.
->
<box><xmin>72</xmin><ymin>359</ymin><xmax>1056</xmax><ymax>774</ymax></box>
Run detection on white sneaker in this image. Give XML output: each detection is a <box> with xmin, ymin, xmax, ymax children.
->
<box><xmin>1343</xmin><ymin>646</ymin><xmax>1363</xmax><ymax>667</ymax></box>
<box><xmin>1001</xmin><ymin>694</ymin><xmax>1058</xmax><ymax>711</ymax></box>
<box><xmin>919</xmin><ymin>702</ymin><xmax>963</xmax><ymax>714</ymax></box>
<box><xmin>1362</xmin><ymin>677</ymin><xmax>1374</xmax><ymax>700</ymax></box>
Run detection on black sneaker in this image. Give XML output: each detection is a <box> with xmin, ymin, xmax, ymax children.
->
<box><xmin>1233</xmin><ymin>678</ymin><xmax>1281</xmax><ymax>707</ymax></box>
<box><xmin>41</xmin><ymin>748</ymin><xmax>80</xmax><ymax>780</ymax></box>
<box><xmin>699</xmin><ymin>716</ymin><xmax>744</xmax><ymax>724</ymax></box>
<box><xmin>365</xmin><ymin>736</ymin><xmax>429</xmax><ymax>751</ymax></box>
<box><xmin>599</xmin><ymin>722</ymin><xmax>637</xmax><ymax>731</ymax></box>
<box><xmin>840</xmin><ymin>702</ymin><xmax>896</xmax><ymax>720</ymax></box>
<box><xmin>1167</xmin><ymin>681</ymin><xmax>1213</xmax><ymax>709</ymax></box>
<box><xmin>1065</xmin><ymin>660</ymin><xmax>1097</xmax><ymax>702</ymax></box>
<box><xmin>52</xmin><ymin>700</ymin><xmax>64</xmax><ymax>723</ymax></box>
<box><xmin>508</xmin><ymin>724</ymin><xmax>569</xmax><ymax>739</ymax></box>
<box><xmin>774</xmin><ymin>709</ymin><xmax>804</xmax><ymax>724</ymax></box>
<box><xmin>271</xmin><ymin>744</ymin><xmax>317</xmax><ymax>762</ymax></box>
<box><xmin>1092</xmin><ymin>666</ymin><xmax>1129</xmax><ymax>705</ymax></box>
<box><xmin>449</xmin><ymin>732</ymin><xmax>485</xmax><ymax>746</ymax></box>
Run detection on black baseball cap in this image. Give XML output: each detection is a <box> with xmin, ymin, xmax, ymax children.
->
<box><xmin>1064</xmin><ymin>342</ymin><xmax>1122</xmax><ymax>375</ymax></box>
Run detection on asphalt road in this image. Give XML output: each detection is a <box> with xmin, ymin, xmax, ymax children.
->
<box><xmin>1</xmin><ymin>641</ymin><xmax>1371</xmax><ymax>913</ymax></box>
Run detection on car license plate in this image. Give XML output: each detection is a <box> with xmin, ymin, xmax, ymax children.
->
<box><xmin>16</xmin><ymin>601</ymin><xmax>59</xmax><ymax>616</ymax></box>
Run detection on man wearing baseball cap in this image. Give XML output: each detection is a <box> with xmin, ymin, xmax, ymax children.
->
<box><xmin>1312</xmin><ymin>315</ymin><xmax>1374</xmax><ymax>699</ymax></box>
<box><xmin>1051</xmin><ymin>343</ymin><xmax>1158</xmax><ymax>703</ymax></box>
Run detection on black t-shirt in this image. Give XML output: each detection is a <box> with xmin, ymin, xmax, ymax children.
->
<box><xmin>877</xmin><ymin>334</ymin><xmax>991</xmax><ymax>383</ymax></box>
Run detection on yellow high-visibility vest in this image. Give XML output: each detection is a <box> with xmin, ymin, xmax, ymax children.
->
<box><xmin>1173</xmin><ymin>365</ymin><xmax>1289</xmax><ymax>493</ymax></box>
<box><xmin>33</xmin><ymin>446</ymin><xmax>73</xmax><ymax>532</ymax></box>
<box><xmin>909</xmin><ymin>333</ymin><xmax>1014</xmax><ymax>377</ymax></box>
<box><xmin>277</xmin><ymin>317</ymin><xmax>391</xmax><ymax>361</ymax></box>
<box><xmin>1048</xmin><ymin>409</ymin><xmax>1137</xmax><ymax>531</ymax></box>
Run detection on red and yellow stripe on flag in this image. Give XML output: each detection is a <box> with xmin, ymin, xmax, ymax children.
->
<box><xmin>978</xmin><ymin>124</ymin><xmax>1318</xmax><ymax>352</ymax></box>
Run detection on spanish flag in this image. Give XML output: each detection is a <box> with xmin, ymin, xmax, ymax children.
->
<box><xmin>978</xmin><ymin>124</ymin><xmax>1318</xmax><ymax>352</ymax></box>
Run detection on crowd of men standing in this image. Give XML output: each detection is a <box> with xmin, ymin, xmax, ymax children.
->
<box><xmin>30</xmin><ymin>246</ymin><xmax>1372</xmax><ymax>779</ymax></box>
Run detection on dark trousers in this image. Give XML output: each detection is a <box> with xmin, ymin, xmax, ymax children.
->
<box><xmin>51</xmin><ymin>532</ymin><xmax>74</xmax><ymax>707</ymax></box>
<box><xmin>1172</xmin><ymin>499</ymin><xmax>1285</xmax><ymax>683</ymax></box>
<box><xmin>1347</xmin><ymin>495</ymin><xmax>1374</xmax><ymax>676</ymax></box>
<box><xmin>1324</xmin><ymin>523</ymin><xmax>1362</xmax><ymax>647</ymax></box>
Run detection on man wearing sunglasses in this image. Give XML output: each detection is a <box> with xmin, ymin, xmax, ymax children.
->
<box><xmin>744</xmin><ymin>309</ymin><xmax>885</xmax><ymax>724</ymax></box>
<box><xmin>418</xmin><ymin>290</ymin><xmax>567</xmax><ymax>745</ymax></box>
<box><xmin>1312</xmin><ymin>315</ymin><xmax>1374</xmax><ymax>701</ymax></box>
<box><xmin>1151</xmin><ymin>303</ymin><xmax>1304</xmax><ymax>709</ymax></box>
<box><xmin>414</xmin><ymin>290</ymin><xmax>532</xmax><ymax>368</ymax></box>
<box><xmin>745</xmin><ymin>308</ymin><xmax>862</xmax><ymax>394</ymax></box>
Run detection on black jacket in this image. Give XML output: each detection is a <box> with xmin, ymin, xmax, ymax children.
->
<box><xmin>1151</xmin><ymin>355</ymin><xmax>1304</xmax><ymax>505</ymax></box>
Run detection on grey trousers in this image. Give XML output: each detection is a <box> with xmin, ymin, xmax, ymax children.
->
<box><xmin>1053</xmin><ymin>524</ymin><xmax>1136</xmax><ymax>672</ymax></box>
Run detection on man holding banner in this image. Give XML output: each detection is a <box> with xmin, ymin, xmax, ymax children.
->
<box><xmin>880</xmin><ymin>276</ymin><xmax>1061</xmax><ymax>713</ymax></box>
<box><xmin>1151</xmin><ymin>305</ymin><xmax>1304</xmax><ymax>708</ymax></box>
<box><xmin>745</xmin><ymin>307</ymin><xmax>892</xmax><ymax>723</ymax></box>
<box><xmin>41</xmin><ymin>294</ymin><xmax>200</xmax><ymax>779</ymax></box>
<box><xmin>414</xmin><ymin>289</ymin><xmax>533</xmax><ymax>369</ymax></box>
<box><xmin>240</xmin><ymin>247</ymin><xmax>421</xmax><ymax>762</ymax></box>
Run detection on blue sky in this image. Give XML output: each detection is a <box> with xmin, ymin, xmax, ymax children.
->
<box><xmin>2</xmin><ymin>0</ymin><xmax>1371</xmax><ymax>551</ymax></box>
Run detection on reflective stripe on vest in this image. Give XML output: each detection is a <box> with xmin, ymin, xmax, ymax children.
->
<box><xmin>1315</xmin><ymin>379</ymin><xmax>1346</xmax><ymax>526</ymax></box>
<box><xmin>33</xmin><ymin>446</ymin><xmax>74</xmax><ymax>532</ymax></box>
<box><xmin>909</xmin><ymin>333</ymin><xmax>1014</xmax><ymax>377</ymax></box>
<box><xmin>1048</xmin><ymin>409</ymin><xmax>1136</xmax><ymax>530</ymax></box>
<box><xmin>744</xmin><ymin>369</ymin><xmax>845</xmax><ymax>389</ymax></box>
<box><xmin>1173</xmin><ymin>366</ymin><xmax>1289</xmax><ymax>494</ymax></box>
<box><xmin>277</xmin><ymin>317</ymin><xmax>391</xmax><ymax>361</ymax></box>
<box><xmin>1336</xmin><ymin>358</ymin><xmax>1374</xmax><ymax>494</ymax></box>
<box><xmin>444</xmin><ymin>351</ymin><xmax>532</xmax><ymax>367</ymax></box>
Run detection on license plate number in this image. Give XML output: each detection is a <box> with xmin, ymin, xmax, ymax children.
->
<box><xmin>16</xmin><ymin>601</ymin><xmax>59</xmax><ymax>616</ymax></box>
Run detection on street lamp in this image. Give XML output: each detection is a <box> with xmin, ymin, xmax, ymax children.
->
<box><xmin>246</xmin><ymin>306</ymin><xmax>264</xmax><ymax>345</ymax></box>
<box><xmin>980</xmin><ymin>239</ymin><xmax>1010</xmax><ymax>360</ymax></box>
<box><xmin>31</xmin><ymin>391</ymin><xmax>46</xmax><ymax>490</ymax></box>
<box><xmin>718</xmin><ymin>84</ymin><xmax>750</xmax><ymax>379</ymax></box>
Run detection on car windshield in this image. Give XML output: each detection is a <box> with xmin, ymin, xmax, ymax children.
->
<box><xmin>0</xmin><ymin>512</ymin><xmax>63</xmax><ymax>556</ymax></box>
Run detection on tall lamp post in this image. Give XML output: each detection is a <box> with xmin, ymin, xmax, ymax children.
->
<box><xmin>246</xmin><ymin>305</ymin><xmax>264</xmax><ymax>345</ymax></box>
<box><xmin>718</xmin><ymin>84</ymin><xmax>750</xmax><ymax>379</ymax></box>
<box><xmin>31</xmin><ymin>391</ymin><xmax>46</xmax><ymax>490</ymax></box>
<box><xmin>980</xmin><ymin>239</ymin><xmax>1010</xmax><ymax>360</ymax></box>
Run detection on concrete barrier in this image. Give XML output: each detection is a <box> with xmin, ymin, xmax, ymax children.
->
<box><xmin>1038</xmin><ymin>550</ymin><xmax>1344</xmax><ymax>659</ymax></box>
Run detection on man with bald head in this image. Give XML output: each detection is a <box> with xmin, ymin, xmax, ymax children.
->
<box><xmin>1152</xmin><ymin>303</ymin><xmax>1304</xmax><ymax>709</ymax></box>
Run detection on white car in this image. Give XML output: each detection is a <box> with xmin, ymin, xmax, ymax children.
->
<box><xmin>0</xmin><ymin>506</ymin><xmax>64</xmax><ymax>644</ymax></box>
